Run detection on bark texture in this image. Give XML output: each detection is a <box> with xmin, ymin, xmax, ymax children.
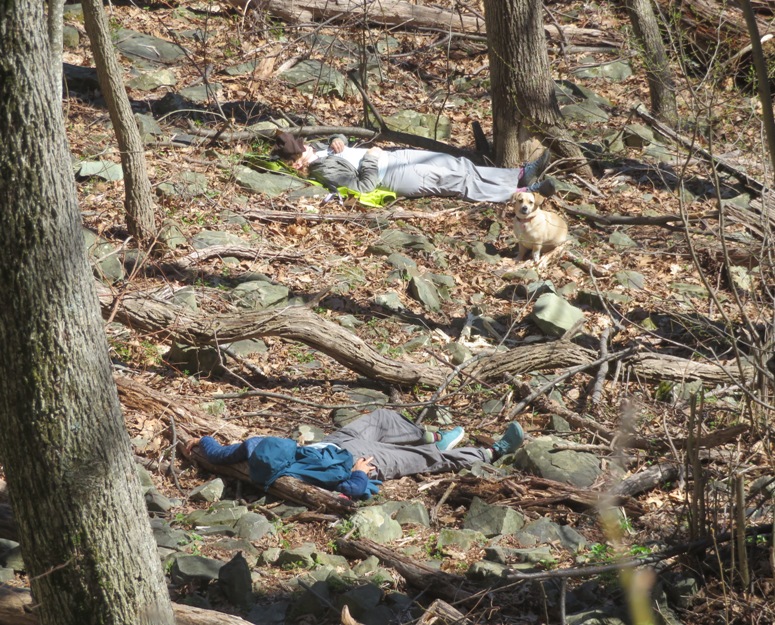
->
<box><xmin>624</xmin><ymin>0</ymin><xmax>677</xmax><ymax>124</ymax></box>
<box><xmin>483</xmin><ymin>0</ymin><xmax>593</xmax><ymax>178</ymax></box>
<box><xmin>0</xmin><ymin>5</ymin><xmax>174</xmax><ymax>625</ymax></box>
<box><xmin>81</xmin><ymin>0</ymin><xmax>158</xmax><ymax>245</ymax></box>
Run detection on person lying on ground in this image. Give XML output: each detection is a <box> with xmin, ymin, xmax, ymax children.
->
<box><xmin>272</xmin><ymin>132</ymin><xmax>555</xmax><ymax>203</ymax></box>
<box><xmin>185</xmin><ymin>408</ymin><xmax>525</xmax><ymax>500</ymax></box>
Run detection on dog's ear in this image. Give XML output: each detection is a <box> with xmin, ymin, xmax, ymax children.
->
<box><xmin>534</xmin><ymin>193</ymin><xmax>546</xmax><ymax>206</ymax></box>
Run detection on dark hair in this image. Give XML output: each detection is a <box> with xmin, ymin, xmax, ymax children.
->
<box><xmin>272</xmin><ymin>132</ymin><xmax>306</xmax><ymax>159</ymax></box>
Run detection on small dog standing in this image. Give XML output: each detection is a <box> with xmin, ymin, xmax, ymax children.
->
<box><xmin>511</xmin><ymin>190</ymin><xmax>568</xmax><ymax>261</ymax></box>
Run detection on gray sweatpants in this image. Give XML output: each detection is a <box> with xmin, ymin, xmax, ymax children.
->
<box><xmin>380</xmin><ymin>149</ymin><xmax>525</xmax><ymax>203</ymax></box>
<box><xmin>322</xmin><ymin>408</ymin><xmax>489</xmax><ymax>480</ymax></box>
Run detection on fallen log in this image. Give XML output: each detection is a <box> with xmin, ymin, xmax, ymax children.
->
<box><xmin>248</xmin><ymin>0</ymin><xmax>616</xmax><ymax>47</ymax></box>
<box><xmin>101</xmin><ymin>286</ymin><xmax>755</xmax><ymax>390</ymax></box>
<box><xmin>336</xmin><ymin>537</ymin><xmax>475</xmax><ymax>602</ymax></box>
<box><xmin>0</xmin><ymin>585</ymin><xmax>253</xmax><ymax>625</ymax></box>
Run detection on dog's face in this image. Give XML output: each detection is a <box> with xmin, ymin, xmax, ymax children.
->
<box><xmin>512</xmin><ymin>191</ymin><xmax>545</xmax><ymax>219</ymax></box>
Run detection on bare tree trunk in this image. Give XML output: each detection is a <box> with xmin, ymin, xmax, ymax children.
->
<box><xmin>623</xmin><ymin>0</ymin><xmax>677</xmax><ymax>124</ymax></box>
<box><xmin>81</xmin><ymin>0</ymin><xmax>158</xmax><ymax>246</ymax></box>
<box><xmin>483</xmin><ymin>0</ymin><xmax>593</xmax><ymax>178</ymax></box>
<box><xmin>47</xmin><ymin>0</ymin><xmax>65</xmax><ymax>99</ymax></box>
<box><xmin>0</xmin><ymin>4</ymin><xmax>174</xmax><ymax>624</ymax></box>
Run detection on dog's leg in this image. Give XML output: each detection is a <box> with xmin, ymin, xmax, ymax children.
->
<box><xmin>532</xmin><ymin>246</ymin><xmax>542</xmax><ymax>263</ymax></box>
<box><xmin>516</xmin><ymin>244</ymin><xmax>528</xmax><ymax>261</ymax></box>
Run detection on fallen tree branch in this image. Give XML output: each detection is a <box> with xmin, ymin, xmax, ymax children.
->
<box><xmin>336</xmin><ymin>537</ymin><xmax>475</xmax><ymax>602</ymax></box>
<box><xmin>634</xmin><ymin>103</ymin><xmax>766</xmax><ymax>196</ymax></box>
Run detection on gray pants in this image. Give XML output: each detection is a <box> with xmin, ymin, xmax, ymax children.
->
<box><xmin>381</xmin><ymin>149</ymin><xmax>524</xmax><ymax>203</ymax></box>
<box><xmin>323</xmin><ymin>409</ymin><xmax>488</xmax><ymax>480</ymax></box>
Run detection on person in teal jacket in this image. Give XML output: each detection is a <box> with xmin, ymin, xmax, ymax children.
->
<box><xmin>187</xmin><ymin>409</ymin><xmax>525</xmax><ymax>500</ymax></box>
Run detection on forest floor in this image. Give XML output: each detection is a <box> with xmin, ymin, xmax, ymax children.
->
<box><xmin>7</xmin><ymin>0</ymin><xmax>775</xmax><ymax>623</ymax></box>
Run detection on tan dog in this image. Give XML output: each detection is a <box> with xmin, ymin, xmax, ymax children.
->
<box><xmin>511</xmin><ymin>191</ymin><xmax>568</xmax><ymax>261</ymax></box>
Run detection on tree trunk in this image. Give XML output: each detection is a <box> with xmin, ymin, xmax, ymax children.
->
<box><xmin>483</xmin><ymin>0</ymin><xmax>593</xmax><ymax>179</ymax></box>
<box><xmin>47</xmin><ymin>0</ymin><xmax>65</xmax><ymax>99</ymax></box>
<box><xmin>623</xmin><ymin>0</ymin><xmax>677</xmax><ymax>124</ymax></box>
<box><xmin>81</xmin><ymin>0</ymin><xmax>158</xmax><ymax>246</ymax></box>
<box><xmin>0</xmin><ymin>5</ymin><xmax>174</xmax><ymax>625</ymax></box>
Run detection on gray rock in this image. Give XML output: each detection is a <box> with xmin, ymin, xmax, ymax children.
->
<box><xmin>352</xmin><ymin>507</ymin><xmax>403</xmax><ymax>544</ymax></box>
<box><xmin>281</xmin><ymin>59</ymin><xmax>347</xmax><ymax>97</ymax></box>
<box><xmin>623</xmin><ymin>123</ymin><xmax>656</xmax><ymax>147</ymax></box>
<box><xmin>178</xmin><ymin>82</ymin><xmax>222</xmax><ymax>104</ymax></box>
<box><xmin>614</xmin><ymin>270</ymin><xmax>645</xmax><ymax>290</ymax></box>
<box><xmin>514</xmin><ymin>436</ymin><xmax>602</xmax><ymax>488</ymax></box>
<box><xmin>64</xmin><ymin>62</ymin><xmax>100</xmax><ymax>92</ymax></box>
<box><xmin>376</xmin><ymin>229</ymin><xmax>435</xmax><ymax>253</ymax></box>
<box><xmin>381</xmin><ymin>501</ymin><xmax>430</xmax><ymax>527</ymax></box>
<box><xmin>82</xmin><ymin>229</ymin><xmax>125</xmax><ymax>284</ymax></box>
<box><xmin>78</xmin><ymin>159</ymin><xmax>123</xmax><ymax>181</ymax></box>
<box><xmin>464</xmin><ymin>496</ymin><xmax>525</xmax><ymax>537</ymax></box>
<box><xmin>387</xmin><ymin>253</ymin><xmax>417</xmax><ymax>272</ymax></box>
<box><xmin>127</xmin><ymin>68</ymin><xmax>177</xmax><ymax>91</ymax></box>
<box><xmin>519</xmin><ymin>517</ymin><xmax>586</xmax><ymax>552</ymax></box>
<box><xmin>190</xmin><ymin>478</ymin><xmax>225</xmax><ymax>503</ymax></box>
<box><xmin>445</xmin><ymin>341</ymin><xmax>473</xmax><ymax>365</ymax></box>
<box><xmin>294</xmin><ymin>424</ymin><xmax>327</xmax><ymax>444</ymax></box>
<box><xmin>554</xmin><ymin>179</ymin><xmax>585</xmax><ymax>201</ymax></box>
<box><xmin>191</xmin><ymin>229</ymin><xmax>246</xmax><ymax>249</ymax></box>
<box><xmin>561</xmin><ymin>101</ymin><xmax>610</xmax><ymax>123</ymax></box>
<box><xmin>576</xmin><ymin>290</ymin><xmax>632</xmax><ymax>311</ymax></box>
<box><xmin>218</xmin><ymin>552</ymin><xmax>253</xmax><ymax>609</ymax></box>
<box><xmin>467</xmin><ymin>560</ymin><xmax>507</xmax><ymax>581</ymax></box>
<box><xmin>338</xmin><ymin>583</ymin><xmax>383</xmax><ymax>621</ymax></box>
<box><xmin>276</xmin><ymin>543</ymin><xmax>317</xmax><ymax>569</ymax></box>
<box><xmin>315</xmin><ymin>552</ymin><xmax>351</xmax><ymax>572</ymax></box>
<box><xmin>114</xmin><ymin>28</ymin><xmax>187</xmax><ymax>64</ymax></box>
<box><xmin>408</xmin><ymin>275</ymin><xmax>442</xmax><ymax>312</ymax></box>
<box><xmin>661</xmin><ymin>570</ymin><xmax>702</xmax><ymax>609</ymax></box>
<box><xmin>136</xmin><ymin>465</ymin><xmax>155</xmax><ymax>494</ymax></box>
<box><xmin>135</xmin><ymin>113</ymin><xmax>163</xmax><ymax>139</ymax></box>
<box><xmin>608</xmin><ymin>230</ymin><xmax>637</xmax><ymax>250</ymax></box>
<box><xmin>158</xmin><ymin>220</ymin><xmax>188</xmax><ymax>250</ymax></box>
<box><xmin>485</xmin><ymin>545</ymin><xmax>555</xmax><ymax>565</ymax></box>
<box><xmin>670</xmin><ymin>282</ymin><xmax>708</xmax><ymax>297</ymax></box>
<box><xmin>231</xmin><ymin>281</ymin><xmax>290</xmax><ymax>310</ymax></box>
<box><xmin>258</xmin><ymin>547</ymin><xmax>282</xmax><ymax>565</ymax></box>
<box><xmin>571</xmin><ymin>60</ymin><xmax>632</xmax><ymax>81</ymax></box>
<box><xmin>352</xmin><ymin>555</ymin><xmax>380</xmax><ymax>577</ymax></box>
<box><xmin>145</xmin><ymin>491</ymin><xmax>173</xmax><ymax>513</ymax></box>
<box><xmin>233</xmin><ymin>165</ymin><xmax>309</xmax><ymax>196</ymax></box>
<box><xmin>166</xmin><ymin>342</ymin><xmax>220</xmax><ymax>376</ymax></box>
<box><xmin>169</xmin><ymin>554</ymin><xmax>224</xmax><ymax>585</ymax></box>
<box><xmin>194</xmin><ymin>505</ymin><xmax>249</xmax><ymax>527</ymax></box>
<box><xmin>555</xmin><ymin>80</ymin><xmax>612</xmax><ymax>108</ymax></box>
<box><xmin>436</xmin><ymin>528</ymin><xmax>486</xmax><ymax>553</ymax></box>
<box><xmin>247</xmin><ymin>600</ymin><xmax>288</xmax><ymax>625</ymax></box>
<box><xmin>156</xmin><ymin>171</ymin><xmax>208</xmax><ymax>199</ymax></box>
<box><xmin>288</xmin><ymin>580</ymin><xmax>331</xmax><ymax>617</ymax></box>
<box><xmin>374</xmin><ymin>291</ymin><xmax>405</xmax><ymax>312</ymax></box>
<box><xmin>566</xmin><ymin>609</ymin><xmax>628</xmax><ymax>625</ymax></box>
<box><xmin>235</xmin><ymin>512</ymin><xmax>274</xmax><ymax>541</ymax></box>
<box><xmin>63</xmin><ymin>25</ymin><xmax>80</xmax><ymax>49</ymax></box>
<box><xmin>531</xmin><ymin>293</ymin><xmax>585</xmax><ymax>337</ymax></box>
<box><xmin>384</xmin><ymin>110</ymin><xmax>451</xmax><ymax>141</ymax></box>
<box><xmin>467</xmin><ymin>241</ymin><xmax>501</xmax><ymax>264</ymax></box>
<box><xmin>151</xmin><ymin>519</ymin><xmax>189</xmax><ymax>550</ymax></box>
<box><xmin>224</xmin><ymin>60</ymin><xmax>261</xmax><ymax>76</ymax></box>
<box><xmin>0</xmin><ymin>543</ymin><xmax>23</xmax><ymax>572</ymax></box>
<box><xmin>0</xmin><ymin>568</ymin><xmax>14</xmax><ymax>582</ymax></box>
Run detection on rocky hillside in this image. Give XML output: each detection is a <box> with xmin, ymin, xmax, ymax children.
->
<box><xmin>2</xmin><ymin>1</ymin><xmax>774</xmax><ymax>624</ymax></box>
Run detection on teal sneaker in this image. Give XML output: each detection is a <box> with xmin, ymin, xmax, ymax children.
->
<box><xmin>436</xmin><ymin>426</ymin><xmax>465</xmax><ymax>451</ymax></box>
<box><xmin>492</xmin><ymin>422</ymin><xmax>525</xmax><ymax>457</ymax></box>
